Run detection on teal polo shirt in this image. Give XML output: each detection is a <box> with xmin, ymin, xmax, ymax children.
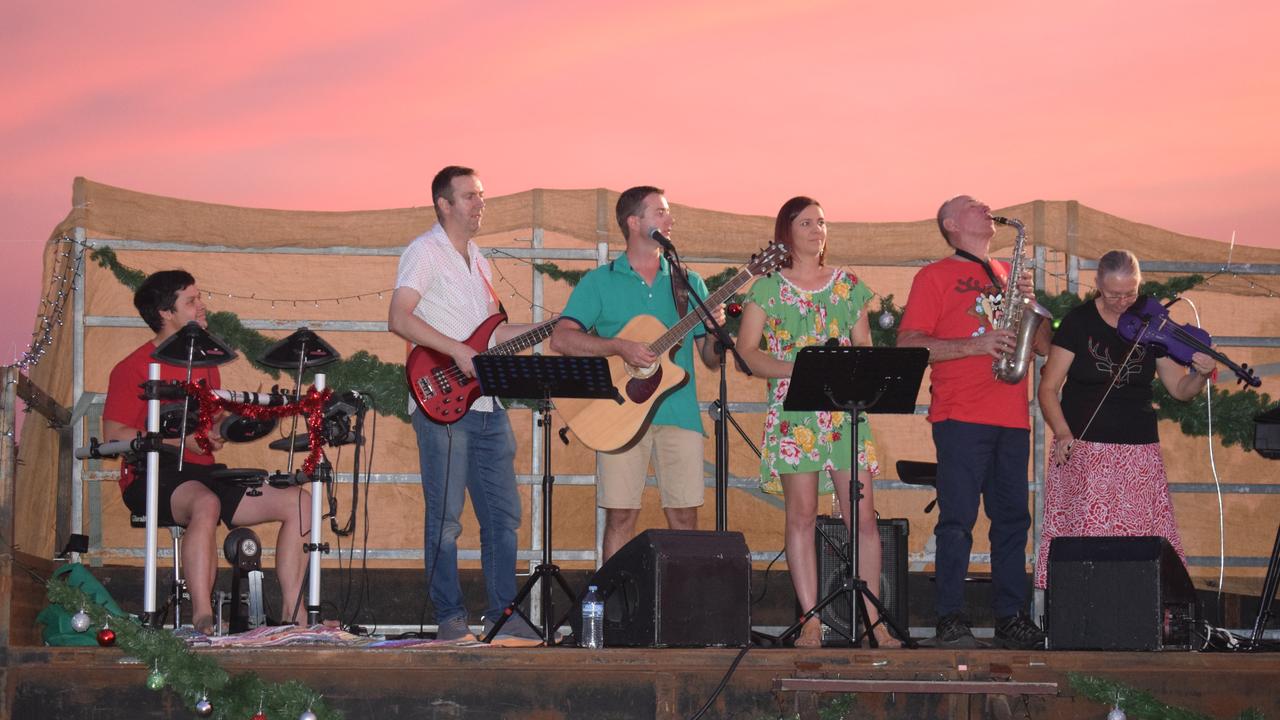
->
<box><xmin>561</xmin><ymin>253</ymin><xmax>709</xmax><ymax>434</ymax></box>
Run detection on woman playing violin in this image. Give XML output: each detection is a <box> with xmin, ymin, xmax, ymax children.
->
<box><xmin>1034</xmin><ymin>249</ymin><xmax>1217</xmax><ymax>589</ymax></box>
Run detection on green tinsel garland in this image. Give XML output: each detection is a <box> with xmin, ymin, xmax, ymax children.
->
<box><xmin>89</xmin><ymin>248</ymin><xmax>1270</xmax><ymax>451</ymax></box>
<box><xmin>46</xmin><ymin>577</ymin><xmax>340</xmax><ymax>720</ymax></box>
<box><xmin>1069</xmin><ymin>673</ymin><xmax>1264</xmax><ymax>720</ymax></box>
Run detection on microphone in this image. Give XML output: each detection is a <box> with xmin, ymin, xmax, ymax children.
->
<box><xmin>649</xmin><ymin>228</ymin><xmax>675</xmax><ymax>252</ymax></box>
<box><xmin>825</xmin><ymin>337</ymin><xmax>841</xmax><ymax>348</ymax></box>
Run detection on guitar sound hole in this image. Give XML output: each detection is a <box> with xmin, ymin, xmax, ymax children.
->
<box><xmin>625</xmin><ymin>367</ymin><xmax>662</xmax><ymax>403</ymax></box>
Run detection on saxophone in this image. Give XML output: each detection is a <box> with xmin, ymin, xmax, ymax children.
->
<box><xmin>991</xmin><ymin>216</ymin><xmax>1052</xmax><ymax>384</ymax></box>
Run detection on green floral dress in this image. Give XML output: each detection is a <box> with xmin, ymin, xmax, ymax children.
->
<box><xmin>748</xmin><ymin>268</ymin><xmax>880</xmax><ymax>495</ymax></box>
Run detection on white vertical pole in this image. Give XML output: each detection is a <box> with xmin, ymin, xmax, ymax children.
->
<box><xmin>307</xmin><ymin>372</ymin><xmax>326</xmax><ymax>625</ymax></box>
<box><xmin>144</xmin><ymin>363</ymin><xmax>161</xmax><ymax>617</ymax></box>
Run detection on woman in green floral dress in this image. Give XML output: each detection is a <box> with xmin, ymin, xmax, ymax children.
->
<box><xmin>737</xmin><ymin>196</ymin><xmax>896</xmax><ymax>648</ymax></box>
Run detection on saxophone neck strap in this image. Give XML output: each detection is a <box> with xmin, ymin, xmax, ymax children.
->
<box><xmin>953</xmin><ymin>249</ymin><xmax>1004</xmax><ymax>289</ymax></box>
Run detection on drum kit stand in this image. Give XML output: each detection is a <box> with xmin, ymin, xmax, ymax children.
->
<box><xmin>76</xmin><ymin>323</ymin><xmax>357</xmax><ymax>631</ymax></box>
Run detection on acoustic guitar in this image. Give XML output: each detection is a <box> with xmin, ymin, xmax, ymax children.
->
<box><xmin>558</xmin><ymin>242</ymin><xmax>789</xmax><ymax>451</ymax></box>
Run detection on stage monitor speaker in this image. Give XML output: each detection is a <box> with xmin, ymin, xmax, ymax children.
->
<box><xmin>812</xmin><ymin>516</ymin><xmax>909</xmax><ymax>646</ymax></box>
<box><xmin>571</xmin><ymin>529</ymin><xmax>750</xmax><ymax>648</ymax></box>
<box><xmin>1046</xmin><ymin>536</ymin><xmax>1198</xmax><ymax>651</ymax></box>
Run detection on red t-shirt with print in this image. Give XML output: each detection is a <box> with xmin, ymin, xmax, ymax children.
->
<box><xmin>102</xmin><ymin>341</ymin><xmax>220</xmax><ymax>492</ymax></box>
<box><xmin>899</xmin><ymin>255</ymin><xmax>1030</xmax><ymax>429</ymax></box>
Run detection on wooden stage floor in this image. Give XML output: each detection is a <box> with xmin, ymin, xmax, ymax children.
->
<box><xmin>5</xmin><ymin>642</ymin><xmax>1280</xmax><ymax>719</ymax></box>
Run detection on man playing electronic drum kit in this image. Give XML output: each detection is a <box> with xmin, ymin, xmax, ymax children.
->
<box><xmin>103</xmin><ymin>270</ymin><xmax>311</xmax><ymax>634</ymax></box>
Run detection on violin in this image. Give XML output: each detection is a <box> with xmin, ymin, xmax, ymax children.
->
<box><xmin>1116</xmin><ymin>296</ymin><xmax>1261</xmax><ymax>387</ymax></box>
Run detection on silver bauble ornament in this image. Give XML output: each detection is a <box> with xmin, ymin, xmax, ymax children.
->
<box><xmin>299</xmin><ymin>711</ymin><xmax>318</xmax><ymax>720</ymax></box>
<box><xmin>70</xmin><ymin>609</ymin><xmax>91</xmax><ymax>633</ymax></box>
<box><xmin>194</xmin><ymin>695</ymin><xmax>213</xmax><ymax>717</ymax></box>
<box><xmin>1108</xmin><ymin>707</ymin><xmax>1126</xmax><ymax>720</ymax></box>
<box><xmin>878</xmin><ymin>312</ymin><xmax>896</xmax><ymax>329</ymax></box>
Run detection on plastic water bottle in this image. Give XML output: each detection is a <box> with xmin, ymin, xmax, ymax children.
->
<box><xmin>581</xmin><ymin>585</ymin><xmax>604</xmax><ymax>649</ymax></box>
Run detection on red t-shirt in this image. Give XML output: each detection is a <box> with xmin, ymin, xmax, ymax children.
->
<box><xmin>899</xmin><ymin>255</ymin><xmax>1030</xmax><ymax>429</ymax></box>
<box><xmin>102</xmin><ymin>341</ymin><xmax>220</xmax><ymax>492</ymax></box>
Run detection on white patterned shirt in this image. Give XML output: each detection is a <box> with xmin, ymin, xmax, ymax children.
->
<box><xmin>396</xmin><ymin>222</ymin><xmax>498</xmax><ymax>413</ymax></box>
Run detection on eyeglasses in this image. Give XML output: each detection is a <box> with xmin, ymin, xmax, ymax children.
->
<box><xmin>1099</xmin><ymin>291</ymin><xmax>1138</xmax><ymax>301</ymax></box>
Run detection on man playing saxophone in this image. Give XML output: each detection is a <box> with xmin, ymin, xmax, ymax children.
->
<box><xmin>898</xmin><ymin>195</ymin><xmax>1051</xmax><ymax>650</ymax></box>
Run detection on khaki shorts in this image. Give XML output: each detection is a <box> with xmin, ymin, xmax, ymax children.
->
<box><xmin>597</xmin><ymin>425</ymin><xmax>705</xmax><ymax>509</ymax></box>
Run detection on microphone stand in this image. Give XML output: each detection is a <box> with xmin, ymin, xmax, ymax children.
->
<box><xmin>663</xmin><ymin>246</ymin><xmax>753</xmax><ymax>531</ymax></box>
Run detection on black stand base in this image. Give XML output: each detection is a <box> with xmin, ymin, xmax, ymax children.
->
<box><xmin>483</xmin><ymin>562</ymin><xmax>578</xmax><ymax>645</ymax></box>
<box><xmin>775</xmin><ymin>576</ymin><xmax>916</xmax><ymax>649</ymax></box>
<box><xmin>138</xmin><ymin>610</ymin><xmax>164</xmax><ymax>630</ymax></box>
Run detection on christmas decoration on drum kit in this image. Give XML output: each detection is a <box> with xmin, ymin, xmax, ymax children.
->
<box><xmin>185</xmin><ymin>380</ymin><xmax>331</xmax><ymax>476</ymax></box>
<box><xmin>46</xmin><ymin>576</ymin><xmax>342</xmax><ymax>719</ymax></box>
<box><xmin>1068</xmin><ymin>673</ymin><xmax>1264</xmax><ymax>720</ymax></box>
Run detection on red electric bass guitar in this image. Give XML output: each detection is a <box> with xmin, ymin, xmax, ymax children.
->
<box><xmin>406</xmin><ymin>314</ymin><xmax>560</xmax><ymax>423</ymax></box>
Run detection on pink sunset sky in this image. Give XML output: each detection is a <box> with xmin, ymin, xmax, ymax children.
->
<box><xmin>2</xmin><ymin>1</ymin><xmax>1278</xmax><ymax>362</ymax></box>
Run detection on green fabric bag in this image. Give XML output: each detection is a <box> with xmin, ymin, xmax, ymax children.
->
<box><xmin>36</xmin><ymin>562</ymin><xmax>128</xmax><ymax>646</ymax></box>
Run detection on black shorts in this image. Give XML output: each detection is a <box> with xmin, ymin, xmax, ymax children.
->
<box><xmin>121</xmin><ymin>456</ymin><xmax>246</xmax><ymax>529</ymax></box>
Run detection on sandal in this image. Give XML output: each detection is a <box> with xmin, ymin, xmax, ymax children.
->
<box><xmin>192</xmin><ymin>615</ymin><xmax>216</xmax><ymax>636</ymax></box>
<box><xmin>794</xmin><ymin>617</ymin><xmax>823</xmax><ymax>648</ymax></box>
<box><xmin>872</xmin><ymin>623</ymin><xmax>904</xmax><ymax>649</ymax></box>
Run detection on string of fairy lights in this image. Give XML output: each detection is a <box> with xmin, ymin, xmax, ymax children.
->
<box><xmin>15</xmin><ymin>236</ymin><xmax>84</xmax><ymax>371</ymax></box>
<box><xmin>198</xmin><ymin>288</ymin><xmax>394</xmax><ymax>309</ymax></box>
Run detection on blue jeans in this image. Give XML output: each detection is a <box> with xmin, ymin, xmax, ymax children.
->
<box><xmin>413</xmin><ymin>407</ymin><xmax>521</xmax><ymax>623</ymax></box>
<box><xmin>932</xmin><ymin>420</ymin><xmax>1031</xmax><ymax>619</ymax></box>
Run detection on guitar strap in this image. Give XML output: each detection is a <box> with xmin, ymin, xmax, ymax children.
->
<box><xmin>478</xmin><ymin>261</ymin><xmax>505</xmax><ymax>317</ymax></box>
<box><xmin>403</xmin><ymin>257</ymin><xmax>504</xmax><ymax>361</ymax></box>
<box><xmin>667</xmin><ymin>257</ymin><xmax>690</xmax><ymax>352</ymax></box>
<box><xmin>607</xmin><ymin>255</ymin><xmax>690</xmax><ymax>349</ymax></box>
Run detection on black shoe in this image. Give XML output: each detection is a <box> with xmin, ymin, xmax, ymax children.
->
<box><xmin>993</xmin><ymin>614</ymin><xmax>1045</xmax><ymax>650</ymax></box>
<box><xmin>935</xmin><ymin>613</ymin><xmax>979</xmax><ymax>648</ymax></box>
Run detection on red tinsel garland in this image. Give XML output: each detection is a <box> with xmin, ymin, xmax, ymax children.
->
<box><xmin>187</xmin><ymin>381</ymin><xmax>332</xmax><ymax>476</ymax></box>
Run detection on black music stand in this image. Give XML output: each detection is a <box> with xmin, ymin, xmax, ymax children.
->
<box><xmin>777</xmin><ymin>346</ymin><xmax>928</xmax><ymax>648</ymax></box>
<box><xmin>472</xmin><ymin>354</ymin><xmax>618</xmax><ymax>645</ymax></box>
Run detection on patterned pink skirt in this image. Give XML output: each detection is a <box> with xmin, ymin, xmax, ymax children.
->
<box><xmin>1034</xmin><ymin>439</ymin><xmax>1186</xmax><ymax>589</ymax></box>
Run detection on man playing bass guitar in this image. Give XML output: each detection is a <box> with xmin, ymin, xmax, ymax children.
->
<box><xmin>551</xmin><ymin>186</ymin><xmax>725</xmax><ymax>562</ymax></box>
<box><xmin>387</xmin><ymin>165</ymin><xmax>542</xmax><ymax>643</ymax></box>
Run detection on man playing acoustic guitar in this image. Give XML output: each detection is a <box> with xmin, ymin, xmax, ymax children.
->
<box><xmin>388</xmin><ymin>165</ymin><xmax>542</xmax><ymax>643</ymax></box>
<box><xmin>551</xmin><ymin>186</ymin><xmax>724</xmax><ymax>562</ymax></box>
